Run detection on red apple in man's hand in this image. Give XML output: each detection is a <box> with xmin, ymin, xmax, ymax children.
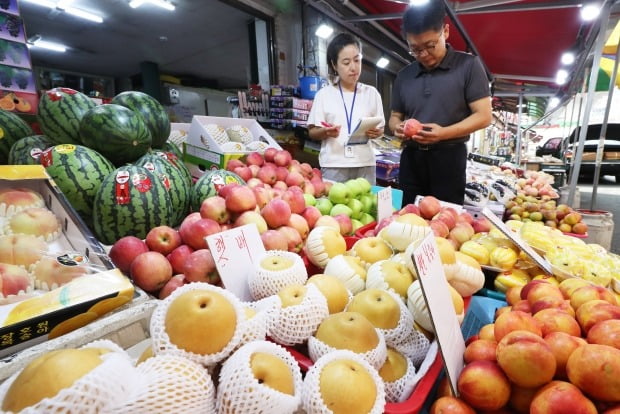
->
<box><xmin>404</xmin><ymin>118</ymin><xmax>422</xmax><ymax>137</ymax></box>
<box><xmin>109</xmin><ymin>236</ymin><xmax>149</xmax><ymax>274</ymax></box>
<box><xmin>184</xmin><ymin>249</ymin><xmax>220</xmax><ymax>284</ymax></box>
<box><xmin>145</xmin><ymin>225</ymin><xmax>182</xmax><ymax>256</ymax></box>
<box><xmin>166</xmin><ymin>244</ymin><xmax>194</xmax><ymax>274</ymax></box>
<box><xmin>159</xmin><ymin>274</ymin><xmax>187</xmax><ymax>299</ymax></box>
<box><xmin>130</xmin><ymin>251</ymin><xmax>173</xmax><ymax>292</ymax></box>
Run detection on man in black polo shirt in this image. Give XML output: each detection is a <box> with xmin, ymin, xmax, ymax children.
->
<box><xmin>389</xmin><ymin>0</ymin><xmax>492</xmax><ymax>206</ymax></box>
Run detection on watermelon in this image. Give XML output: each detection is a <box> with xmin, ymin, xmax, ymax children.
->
<box><xmin>135</xmin><ymin>153</ymin><xmax>190</xmax><ymax>226</ymax></box>
<box><xmin>190</xmin><ymin>169</ymin><xmax>244</xmax><ymax>211</ymax></box>
<box><xmin>8</xmin><ymin>135</ymin><xmax>54</xmax><ymax>165</ymax></box>
<box><xmin>0</xmin><ymin>109</ymin><xmax>34</xmax><ymax>164</ymax></box>
<box><xmin>37</xmin><ymin>88</ymin><xmax>96</xmax><ymax>145</ymax></box>
<box><xmin>79</xmin><ymin>104</ymin><xmax>152</xmax><ymax>166</ymax></box>
<box><xmin>41</xmin><ymin>144</ymin><xmax>115</xmax><ymax>226</ymax></box>
<box><xmin>111</xmin><ymin>91</ymin><xmax>170</xmax><ymax>149</ymax></box>
<box><xmin>162</xmin><ymin>141</ymin><xmax>182</xmax><ymax>159</ymax></box>
<box><xmin>152</xmin><ymin>150</ymin><xmax>192</xmax><ymax>189</ymax></box>
<box><xmin>93</xmin><ymin>165</ymin><xmax>173</xmax><ymax>245</ymax></box>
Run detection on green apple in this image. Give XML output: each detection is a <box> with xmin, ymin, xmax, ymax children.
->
<box><xmin>355</xmin><ymin>177</ymin><xmax>372</xmax><ymax>194</ymax></box>
<box><xmin>359</xmin><ymin>213</ymin><xmax>375</xmax><ymax>225</ymax></box>
<box><xmin>315</xmin><ymin>198</ymin><xmax>334</xmax><ymax>216</ymax></box>
<box><xmin>328</xmin><ymin>182</ymin><xmax>352</xmax><ymax>205</ymax></box>
<box><xmin>360</xmin><ymin>194</ymin><xmax>375</xmax><ymax>214</ymax></box>
<box><xmin>330</xmin><ymin>203</ymin><xmax>353</xmax><ymax>217</ymax></box>
<box><xmin>351</xmin><ymin>219</ymin><xmax>364</xmax><ymax>232</ymax></box>
<box><xmin>345</xmin><ymin>179</ymin><xmax>364</xmax><ymax>199</ymax></box>
<box><xmin>347</xmin><ymin>198</ymin><xmax>364</xmax><ymax>220</ymax></box>
<box><xmin>304</xmin><ymin>193</ymin><xmax>317</xmax><ymax>206</ymax></box>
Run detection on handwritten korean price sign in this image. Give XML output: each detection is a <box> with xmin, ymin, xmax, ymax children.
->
<box><xmin>411</xmin><ymin>232</ymin><xmax>465</xmax><ymax>396</ymax></box>
<box><xmin>376</xmin><ymin>187</ymin><xmax>393</xmax><ymax>223</ymax></box>
<box><xmin>206</xmin><ymin>224</ymin><xmax>265</xmax><ymax>301</ymax></box>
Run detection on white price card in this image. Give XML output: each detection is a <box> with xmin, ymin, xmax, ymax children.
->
<box><xmin>411</xmin><ymin>232</ymin><xmax>465</xmax><ymax>396</ymax></box>
<box><xmin>481</xmin><ymin>207</ymin><xmax>552</xmax><ymax>274</ymax></box>
<box><xmin>206</xmin><ymin>224</ymin><xmax>265</xmax><ymax>301</ymax></box>
<box><xmin>377</xmin><ymin>187</ymin><xmax>393</xmax><ymax>223</ymax></box>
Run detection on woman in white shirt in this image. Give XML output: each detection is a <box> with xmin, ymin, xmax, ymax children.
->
<box><xmin>307</xmin><ymin>33</ymin><xmax>385</xmax><ymax>184</ymax></box>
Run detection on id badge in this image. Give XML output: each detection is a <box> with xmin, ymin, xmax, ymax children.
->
<box><xmin>344</xmin><ymin>145</ymin><xmax>355</xmax><ymax>158</ymax></box>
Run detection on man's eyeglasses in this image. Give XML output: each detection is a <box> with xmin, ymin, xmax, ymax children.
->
<box><xmin>408</xmin><ymin>30</ymin><xmax>445</xmax><ymax>57</ymax></box>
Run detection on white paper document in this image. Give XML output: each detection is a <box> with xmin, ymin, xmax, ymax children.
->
<box><xmin>346</xmin><ymin>116</ymin><xmax>383</xmax><ymax>145</ymax></box>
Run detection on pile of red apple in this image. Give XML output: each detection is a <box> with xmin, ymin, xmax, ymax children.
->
<box><xmin>431</xmin><ymin>278</ymin><xmax>620</xmax><ymax>413</ymax></box>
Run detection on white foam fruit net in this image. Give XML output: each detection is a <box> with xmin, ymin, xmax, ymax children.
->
<box><xmin>225</xmin><ymin>125</ymin><xmax>254</xmax><ymax>144</ymax></box>
<box><xmin>249</xmin><ymin>250</ymin><xmax>308</xmax><ymax>301</ymax></box>
<box><xmin>301</xmin><ymin>349</ymin><xmax>386</xmax><ymax>414</ymax></box>
<box><xmin>371</xmin><ymin>289</ymin><xmax>416</xmax><ymax>348</ymax></box>
<box><xmin>110</xmin><ymin>354</ymin><xmax>216</xmax><ymax>414</ymax></box>
<box><xmin>204</xmin><ymin>124</ymin><xmax>229</xmax><ymax>145</ymax></box>
<box><xmin>0</xmin><ymin>339</ymin><xmax>137</xmax><ymax>414</ymax></box>
<box><xmin>216</xmin><ymin>340</ymin><xmax>303</xmax><ymax>414</ymax></box>
<box><xmin>150</xmin><ymin>283</ymin><xmax>246</xmax><ymax>367</ymax></box>
<box><xmin>308</xmin><ymin>327</ymin><xmax>387</xmax><ymax>371</ymax></box>
<box><xmin>268</xmin><ymin>284</ymin><xmax>329</xmax><ymax>346</ymax></box>
<box><xmin>235</xmin><ymin>302</ymin><xmax>270</xmax><ymax>350</ymax></box>
<box><xmin>390</xmin><ymin>329</ymin><xmax>432</xmax><ymax>368</ymax></box>
<box><xmin>407</xmin><ymin>280</ymin><xmax>434</xmax><ymax>334</ymax></box>
<box><xmin>384</xmin><ymin>354</ymin><xmax>418</xmax><ymax>403</ymax></box>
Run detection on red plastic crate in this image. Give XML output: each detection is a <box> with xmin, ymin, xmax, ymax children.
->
<box><xmin>355</xmin><ymin>221</ymin><xmax>378</xmax><ymax>238</ymax></box>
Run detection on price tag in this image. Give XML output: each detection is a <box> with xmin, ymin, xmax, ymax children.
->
<box><xmin>481</xmin><ymin>207</ymin><xmax>552</xmax><ymax>274</ymax></box>
<box><xmin>206</xmin><ymin>224</ymin><xmax>265</xmax><ymax>301</ymax></box>
<box><xmin>377</xmin><ymin>187</ymin><xmax>393</xmax><ymax>222</ymax></box>
<box><xmin>411</xmin><ymin>232</ymin><xmax>465</xmax><ymax>396</ymax></box>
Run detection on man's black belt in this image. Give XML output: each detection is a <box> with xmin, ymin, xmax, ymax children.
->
<box><xmin>405</xmin><ymin>139</ymin><xmax>467</xmax><ymax>151</ymax></box>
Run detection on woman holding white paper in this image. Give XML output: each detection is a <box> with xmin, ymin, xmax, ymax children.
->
<box><xmin>307</xmin><ymin>33</ymin><xmax>385</xmax><ymax>184</ymax></box>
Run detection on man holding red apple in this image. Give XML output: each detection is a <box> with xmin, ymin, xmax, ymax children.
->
<box><xmin>388</xmin><ymin>0</ymin><xmax>492</xmax><ymax>205</ymax></box>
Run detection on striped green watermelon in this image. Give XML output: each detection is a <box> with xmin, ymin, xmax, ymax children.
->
<box><xmin>135</xmin><ymin>153</ymin><xmax>190</xmax><ymax>226</ymax></box>
<box><xmin>190</xmin><ymin>169</ymin><xmax>244</xmax><ymax>211</ymax></box>
<box><xmin>0</xmin><ymin>109</ymin><xmax>34</xmax><ymax>164</ymax></box>
<box><xmin>93</xmin><ymin>165</ymin><xmax>173</xmax><ymax>245</ymax></box>
<box><xmin>8</xmin><ymin>135</ymin><xmax>53</xmax><ymax>165</ymax></box>
<box><xmin>152</xmin><ymin>150</ymin><xmax>192</xmax><ymax>189</ymax></box>
<box><xmin>111</xmin><ymin>91</ymin><xmax>170</xmax><ymax>149</ymax></box>
<box><xmin>162</xmin><ymin>141</ymin><xmax>182</xmax><ymax>159</ymax></box>
<box><xmin>79</xmin><ymin>104</ymin><xmax>152</xmax><ymax>166</ymax></box>
<box><xmin>40</xmin><ymin>144</ymin><xmax>115</xmax><ymax>226</ymax></box>
<box><xmin>37</xmin><ymin>88</ymin><xmax>96</xmax><ymax>145</ymax></box>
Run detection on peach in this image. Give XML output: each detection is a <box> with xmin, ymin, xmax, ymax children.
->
<box><xmin>430</xmin><ymin>396</ymin><xmax>475</xmax><ymax>414</ymax></box>
<box><xmin>0</xmin><ymin>263</ymin><xmax>30</xmax><ymax>296</ymax></box>
<box><xmin>505</xmin><ymin>286</ymin><xmax>523</xmax><ymax>306</ymax></box>
<box><xmin>587</xmin><ymin>319</ymin><xmax>620</xmax><ymax>350</ymax></box>
<box><xmin>558</xmin><ymin>300</ymin><xmax>576</xmax><ymax>317</ymax></box>
<box><xmin>576</xmin><ymin>300</ymin><xmax>620</xmax><ymax>334</ymax></box>
<box><xmin>559</xmin><ymin>278</ymin><xmax>591</xmax><ymax>299</ymax></box>
<box><xmin>511</xmin><ymin>300</ymin><xmax>531</xmax><ymax>314</ymax></box>
<box><xmin>463</xmin><ymin>339</ymin><xmax>497</xmax><ymax>364</ymax></box>
<box><xmin>494</xmin><ymin>310</ymin><xmax>542</xmax><ymax>341</ymax></box>
<box><xmin>496</xmin><ymin>330</ymin><xmax>556</xmax><ymax>388</ymax></box>
<box><xmin>0</xmin><ymin>234</ymin><xmax>47</xmax><ymax>268</ymax></box>
<box><xmin>544</xmin><ymin>331</ymin><xmax>587</xmax><ymax>380</ymax></box>
<box><xmin>567</xmin><ymin>344</ymin><xmax>620</xmax><ymax>402</ymax></box>
<box><xmin>526</xmin><ymin>281</ymin><xmax>564</xmax><ymax>306</ymax></box>
<box><xmin>530</xmin><ymin>296</ymin><xmax>565</xmax><ymax>315</ymax></box>
<box><xmin>533</xmin><ymin>308</ymin><xmax>582</xmax><ymax>337</ymax></box>
<box><xmin>457</xmin><ymin>360</ymin><xmax>511</xmax><ymax>411</ymax></box>
<box><xmin>479</xmin><ymin>323</ymin><xmax>495</xmax><ymax>341</ymax></box>
<box><xmin>32</xmin><ymin>256</ymin><xmax>87</xmax><ymax>289</ymax></box>
<box><xmin>602</xmin><ymin>404</ymin><xmax>620</xmax><ymax>414</ymax></box>
<box><xmin>530</xmin><ymin>380</ymin><xmax>597</xmax><ymax>414</ymax></box>
<box><xmin>570</xmin><ymin>285</ymin><xmax>618</xmax><ymax>310</ymax></box>
<box><xmin>494</xmin><ymin>306</ymin><xmax>512</xmax><ymax>319</ymax></box>
<box><xmin>509</xmin><ymin>384</ymin><xmax>540</xmax><ymax>414</ymax></box>
<box><xmin>7</xmin><ymin>207</ymin><xmax>60</xmax><ymax>239</ymax></box>
<box><xmin>520</xmin><ymin>279</ymin><xmax>550</xmax><ymax>300</ymax></box>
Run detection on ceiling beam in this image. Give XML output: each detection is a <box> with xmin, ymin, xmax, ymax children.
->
<box><xmin>494</xmin><ymin>74</ymin><xmax>556</xmax><ymax>83</ymax></box>
<box><xmin>344</xmin><ymin>13</ymin><xmax>402</xmax><ymax>22</ymax></box>
<box><xmin>454</xmin><ymin>0</ymin><xmax>582</xmax><ymax>14</ymax></box>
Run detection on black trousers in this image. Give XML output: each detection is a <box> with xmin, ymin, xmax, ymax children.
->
<box><xmin>398</xmin><ymin>143</ymin><xmax>467</xmax><ymax>206</ymax></box>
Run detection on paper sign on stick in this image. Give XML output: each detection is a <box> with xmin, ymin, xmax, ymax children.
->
<box><xmin>377</xmin><ymin>187</ymin><xmax>393</xmax><ymax>223</ymax></box>
<box><xmin>206</xmin><ymin>224</ymin><xmax>265</xmax><ymax>301</ymax></box>
<box><xmin>411</xmin><ymin>232</ymin><xmax>465</xmax><ymax>396</ymax></box>
<box><xmin>481</xmin><ymin>207</ymin><xmax>552</xmax><ymax>274</ymax></box>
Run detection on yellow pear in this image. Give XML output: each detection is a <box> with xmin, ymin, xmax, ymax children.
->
<box><xmin>319</xmin><ymin>359</ymin><xmax>377</xmax><ymax>414</ymax></box>
<box><xmin>277</xmin><ymin>284</ymin><xmax>307</xmax><ymax>308</ymax></box>
<box><xmin>448</xmin><ymin>285</ymin><xmax>464</xmax><ymax>315</ymax></box>
<box><xmin>352</xmin><ymin>237</ymin><xmax>393</xmax><ymax>265</ymax></box>
<box><xmin>307</xmin><ymin>274</ymin><xmax>349</xmax><ymax>314</ymax></box>
<box><xmin>3</xmin><ymin>348</ymin><xmax>110</xmax><ymax>412</ymax></box>
<box><xmin>435</xmin><ymin>236</ymin><xmax>456</xmax><ymax>265</ymax></box>
<box><xmin>136</xmin><ymin>346</ymin><xmax>154</xmax><ymax>365</ymax></box>
<box><xmin>165</xmin><ymin>289</ymin><xmax>237</xmax><ymax>355</ymax></box>
<box><xmin>379</xmin><ymin>348</ymin><xmax>408</xmax><ymax>383</ymax></box>
<box><xmin>315</xmin><ymin>311</ymin><xmax>379</xmax><ymax>353</ymax></box>
<box><xmin>250</xmin><ymin>352</ymin><xmax>295</xmax><ymax>395</ymax></box>
<box><xmin>260</xmin><ymin>255</ymin><xmax>294</xmax><ymax>271</ymax></box>
<box><xmin>347</xmin><ymin>288</ymin><xmax>400</xmax><ymax>330</ymax></box>
<box><xmin>395</xmin><ymin>213</ymin><xmax>428</xmax><ymax>226</ymax></box>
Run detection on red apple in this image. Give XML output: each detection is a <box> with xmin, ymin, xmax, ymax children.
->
<box><xmin>217</xmin><ymin>183</ymin><xmax>240</xmax><ymax>199</ymax></box>
<box><xmin>130</xmin><ymin>251</ymin><xmax>173</xmax><ymax>292</ymax></box>
<box><xmin>225</xmin><ymin>159</ymin><xmax>245</xmax><ymax>172</ymax></box>
<box><xmin>430</xmin><ymin>219</ymin><xmax>450</xmax><ymax>238</ymax></box>
<box><xmin>246</xmin><ymin>177</ymin><xmax>263</xmax><ymax>188</ymax></box>
<box><xmin>159</xmin><ymin>274</ymin><xmax>187</xmax><ymax>299</ymax></box>
<box><xmin>257</xmin><ymin>165</ymin><xmax>277</xmax><ymax>185</ymax></box>
<box><xmin>287</xmin><ymin>213</ymin><xmax>310</xmax><ymax>239</ymax></box>
<box><xmin>472</xmin><ymin>217</ymin><xmax>492</xmax><ymax>233</ymax></box>
<box><xmin>183</xmin><ymin>218</ymin><xmax>222</xmax><ymax>250</ymax></box>
<box><xmin>312</xmin><ymin>168</ymin><xmax>322</xmax><ymax>181</ymax></box>
<box><xmin>302</xmin><ymin>206</ymin><xmax>322</xmax><ymax>229</ymax></box>
<box><xmin>300</xmin><ymin>163</ymin><xmax>313</xmax><ymax>178</ymax></box>
<box><xmin>303</xmin><ymin>180</ymin><xmax>315</xmax><ymax>196</ymax></box>
<box><xmin>178</xmin><ymin>212</ymin><xmax>202</xmax><ymax>244</ymax></box>
<box><xmin>261</xmin><ymin>229</ymin><xmax>289</xmax><ymax>251</ymax></box>
<box><xmin>233</xmin><ymin>166</ymin><xmax>252</xmax><ymax>182</ymax></box>
<box><xmin>273</xmin><ymin>180</ymin><xmax>288</xmax><ymax>191</ymax></box>
<box><xmin>166</xmin><ymin>244</ymin><xmax>194</xmax><ymax>274</ymax></box>
<box><xmin>375</xmin><ymin>215</ymin><xmax>396</xmax><ymax>235</ymax></box>
<box><xmin>234</xmin><ymin>210</ymin><xmax>268</xmax><ymax>233</ymax></box>
<box><xmin>403</xmin><ymin>118</ymin><xmax>422</xmax><ymax>137</ymax></box>
<box><xmin>225</xmin><ymin>185</ymin><xmax>257</xmax><ymax>213</ymax></box>
<box><xmin>282</xmin><ymin>188</ymin><xmax>306</xmax><ymax>214</ymax></box>
<box><xmin>458</xmin><ymin>211</ymin><xmax>474</xmax><ymax>225</ymax></box>
<box><xmin>246</xmin><ymin>152</ymin><xmax>264</xmax><ymax>166</ymax></box>
<box><xmin>274</xmin><ymin>150</ymin><xmax>292</xmax><ymax>167</ymax></box>
<box><xmin>183</xmin><ymin>249</ymin><xmax>219</xmax><ymax>284</ymax></box>
<box><xmin>248</xmin><ymin>164</ymin><xmax>261</xmax><ymax>178</ymax></box>
<box><xmin>399</xmin><ymin>204</ymin><xmax>420</xmax><ymax>215</ymax></box>
<box><xmin>277</xmin><ymin>226</ymin><xmax>303</xmax><ymax>252</ymax></box>
<box><xmin>333</xmin><ymin>213</ymin><xmax>353</xmax><ymax>236</ymax></box>
<box><xmin>310</xmin><ymin>178</ymin><xmax>325</xmax><ymax>197</ymax></box>
<box><xmin>433</xmin><ymin>211</ymin><xmax>456</xmax><ymax>230</ymax></box>
<box><xmin>275</xmin><ymin>166</ymin><xmax>289</xmax><ymax>182</ymax></box>
<box><xmin>264</xmin><ymin>147</ymin><xmax>278</xmax><ymax>163</ymax></box>
<box><xmin>419</xmin><ymin>195</ymin><xmax>441</xmax><ymax>219</ymax></box>
<box><xmin>252</xmin><ymin>186</ymin><xmax>271</xmax><ymax>209</ymax></box>
<box><xmin>285</xmin><ymin>171</ymin><xmax>305</xmax><ymax>187</ymax></box>
<box><xmin>261</xmin><ymin>199</ymin><xmax>292</xmax><ymax>229</ymax></box>
<box><xmin>145</xmin><ymin>225</ymin><xmax>182</xmax><ymax>256</ymax></box>
<box><xmin>109</xmin><ymin>236</ymin><xmax>149</xmax><ymax>274</ymax></box>
<box><xmin>200</xmin><ymin>196</ymin><xmax>230</xmax><ymax>224</ymax></box>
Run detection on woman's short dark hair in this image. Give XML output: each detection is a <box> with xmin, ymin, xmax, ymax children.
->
<box><xmin>402</xmin><ymin>0</ymin><xmax>446</xmax><ymax>35</ymax></box>
<box><xmin>326</xmin><ymin>33</ymin><xmax>362</xmax><ymax>77</ymax></box>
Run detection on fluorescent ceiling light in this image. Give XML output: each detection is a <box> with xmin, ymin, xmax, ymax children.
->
<box><xmin>130</xmin><ymin>0</ymin><xmax>175</xmax><ymax>10</ymax></box>
<box><xmin>63</xmin><ymin>7</ymin><xmax>103</xmax><ymax>23</ymax></box>
<box><xmin>580</xmin><ymin>4</ymin><xmax>600</xmax><ymax>21</ymax></box>
<box><xmin>315</xmin><ymin>24</ymin><xmax>334</xmax><ymax>39</ymax></box>
<box><xmin>556</xmin><ymin>69</ymin><xmax>569</xmax><ymax>85</ymax></box>
<box><xmin>129</xmin><ymin>0</ymin><xmax>145</xmax><ymax>7</ymax></box>
<box><xmin>561</xmin><ymin>52</ymin><xmax>575</xmax><ymax>65</ymax></box>
<box><xmin>409</xmin><ymin>0</ymin><xmax>430</xmax><ymax>6</ymax></box>
<box><xmin>548</xmin><ymin>97</ymin><xmax>560</xmax><ymax>109</ymax></box>
<box><xmin>29</xmin><ymin>39</ymin><xmax>67</xmax><ymax>52</ymax></box>
<box><xmin>23</xmin><ymin>0</ymin><xmax>103</xmax><ymax>22</ymax></box>
<box><xmin>22</xmin><ymin>0</ymin><xmax>56</xmax><ymax>8</ymax></box>
<box><xmin>376</xmin><ymin>57</ymin><xmax>389</xmax><ymax>69</ymax></box>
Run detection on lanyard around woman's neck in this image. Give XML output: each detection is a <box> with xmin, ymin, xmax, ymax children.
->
<box><xmin>338</xmin><ymin>81</ymin><xmax>357</xmax><ymax>135</ymax></box>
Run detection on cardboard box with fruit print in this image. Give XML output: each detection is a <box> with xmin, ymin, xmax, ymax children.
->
<box><xmin>0</xmin><ymin>165</ymin><xmax>144</xmax><ymax>358</ymax></box>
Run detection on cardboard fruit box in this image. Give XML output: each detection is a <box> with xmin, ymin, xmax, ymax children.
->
<box><xmin>183</xmin><ymin>115</ymin><xmax>281</xmax><ymax>176</ymax></box>
<box><xmin>0</xmin><ymin>165</ymin><xmax>145</xmax><ymax>358</ymax></box>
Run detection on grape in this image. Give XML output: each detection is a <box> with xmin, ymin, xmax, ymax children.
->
<box><xmin>0</xmin><ymin>68</ymin><xmax>12</xmax><ymax>88</ymax></box>
<box><xmin>13</xmin><ymin>69</ymin><xmax>29</xmax><ymax>89</ymax></box>
<box><xmin>6</xmin><ymin>16</ymin><xmax>21</xmax><ymax>38</ymax></box>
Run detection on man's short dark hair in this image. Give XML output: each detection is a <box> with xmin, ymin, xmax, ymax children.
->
<box><xmin>326</xmin><ymin>33</ymin><xmax>362</xmax><ymax>76</ymax></box>
<box><xmin>402</xmin><ymin>0</ymin><xmax>446</xmax><ymax>35</ymax></box>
